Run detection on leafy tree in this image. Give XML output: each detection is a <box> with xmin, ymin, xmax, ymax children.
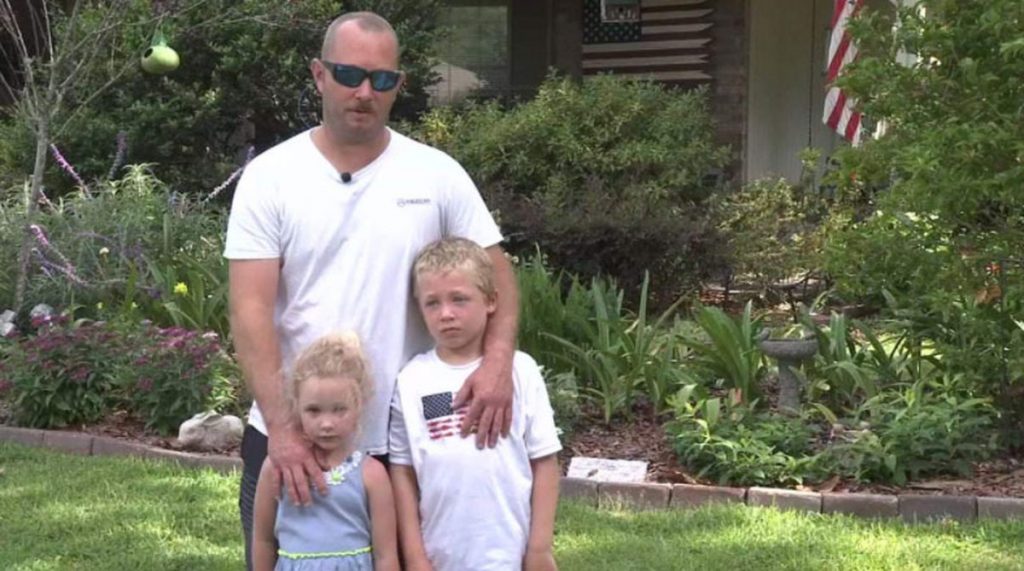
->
<box><xmin>1</xmin><ymin>0</ymin><xmax>442</xmax><ymax>196</ymax></box>
<box><xmin>823</xmin><ymin>0</ymin><xmax>1024</xmax><ymax>408</ymax></box>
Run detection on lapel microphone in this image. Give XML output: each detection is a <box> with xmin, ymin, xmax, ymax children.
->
<box><xmin>341</xmin><ymin>172</ymin><xmax>352</xmax><ymax>183</ymax></box>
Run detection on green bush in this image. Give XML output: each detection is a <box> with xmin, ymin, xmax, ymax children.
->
<box><xmin>823</xmin><ymin>377</ymin><xmax>999</xmax><ymax>485</ymax></box>
<box><xmin>1</xmin><ymin>0</ymin><xmax>443</xmax><ymax>196</ymax></box>
<box><xmin>1</xmin><ymin>316</ymin><xmax>242</xmax><ymax>434</ymax></box>
<box><xmin>2</xmin><ymin>315</ymin><xmax>127</xmax><ymax>428</ymax></box>
<box><xmin>666</xmin><ymin>375</ymin><xmax>1000</xmax><ymax>487</ymax></box>
<box><xmin>821</xmin><ymin>0</ymin><xmax>1024</xmax><ymax>413</ymax></box>
<box><xmin>119</xmin><ymin>324</ymin><xmax>241</xmax><ymax>434</ymax></box>
<box><xmin>411</xmin><ymin>74</ymin><xmax>731</xmax><ymax>302</ymax></box>
<box><xmin>0</xmin><ymin>166</ymin><xmax>228</xmax><ymax>334</ymax></box>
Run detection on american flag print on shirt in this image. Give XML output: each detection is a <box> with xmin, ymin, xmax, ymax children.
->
<box><xmin>421</xmin><ymin>392</ymin><xmax>467</xmax><ymax>441</ymax></box>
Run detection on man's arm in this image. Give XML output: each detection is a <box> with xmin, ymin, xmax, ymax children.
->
<box><xmin>229</xmin><ymin>258</ymin><xmax>325</xmax><ymax>504</ymax></box>
<box><xmin>390</xmin><ymin>464</ymin><xmax>434</xmax><ymax>571</ymax></box>
<box><xmin>454</xmin><ymin>245</ymin><xmax>519</xmax><ymax>447</ymax></box>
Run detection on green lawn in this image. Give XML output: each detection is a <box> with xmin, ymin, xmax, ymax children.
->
<box><xmin>2</xmin><ymin>442</ymin><xmax>1023</xmax><ymax>570</ymax></box>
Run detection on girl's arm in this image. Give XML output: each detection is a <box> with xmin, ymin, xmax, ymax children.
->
<box><xmin>524</xmin><ymin>454</ymin><xmax>560</xmax><ymax>571</ymax></box>
<box><xmin>390</xmin><ymin>464</ymin><xmax>434</xmax><ymax>571</ymax></box>
<box><xmin>363</xmin><ymin>457</ymin><xmax>400</xmax><ymax>571</ymax></box>
<box><xmin>252</xmin><ymin>459</ymin><xmax>281</xmax><ymax>571</ymax></box>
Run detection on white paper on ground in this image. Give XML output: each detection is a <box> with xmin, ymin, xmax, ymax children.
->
<box><xmin>566</xmin><ymin>456</ymin><xmax>648</xmax><ymax>483</ymax></box>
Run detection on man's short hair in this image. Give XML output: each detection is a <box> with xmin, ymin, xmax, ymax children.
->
<box><xmin>321</xmin><ymin>11</ymin><xmax>399</xmax><ymax>60</ymax></box>
<box><xmin>413</xmin><ymin>238</ymin><xmax>496</xmax><ymax>300</ymax></box>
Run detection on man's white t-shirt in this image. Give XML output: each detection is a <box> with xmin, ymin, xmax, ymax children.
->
<box><xmin>223</xmin><ymin>128</ymin><xmax>503</xmax><ymax>454</ymax></box>
<box><xmin>389</xmin><ymin>350</ymin><xmax>562</xmax><ymax>571</ymax></box>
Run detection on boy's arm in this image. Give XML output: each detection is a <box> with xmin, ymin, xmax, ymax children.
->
<box><xmin>363</xmin><ymin>457</ymin><xmax>400</xmax><ymax>571</ymax></box>
<box><xmin>252</xmin><ymin>459</ymin><xmax>281</xmax><ymax>571</ymax></box>
<box><xmin>524</xmin><ymin>454</ymin><xmax>560</xmax><ymax>570</ymax></box>
<box><xmin>390</xmin><ymin>464</ymin><xmax>434</xmax><ymax>571</ymax></box>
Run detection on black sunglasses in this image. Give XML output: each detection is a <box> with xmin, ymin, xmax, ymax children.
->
<box><xmin>321</xmin><ymin>61</ymin><xmax>402</xmax><ymax>92</ymax></box>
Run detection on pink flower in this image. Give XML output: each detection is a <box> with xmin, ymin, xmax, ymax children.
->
<box><xmin>49</xmin><ymin>143</ymin><xmax>91</xmax><ymax>196</ymax></box>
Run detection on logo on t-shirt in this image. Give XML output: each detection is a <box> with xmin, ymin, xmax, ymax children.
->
<box><xmin>421</xmin><ymin>392</ymin><xmax>466</xmax><ymax>441</ymax></box>
<box><xmin>397</xmin><ymin>197</ymin><xmax>431</xmax><ymax>207</ymax></box>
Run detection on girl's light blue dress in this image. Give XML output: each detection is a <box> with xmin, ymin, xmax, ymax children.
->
<box><xmin>274</xmin><ymin>452</ymin><xmax>374</xmax><ymax>571</ymax></box>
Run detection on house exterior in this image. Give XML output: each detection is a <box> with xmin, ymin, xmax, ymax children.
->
<box><xmin>434</xmin><ymin>0</ymin><xmax>897</xmax><ymax>183</ymax></box>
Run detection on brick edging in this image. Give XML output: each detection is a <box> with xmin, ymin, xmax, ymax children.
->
<box><xmin>0</xmin><ymin>425</ymin><xmax>242</xmax><ymax>474</ymax></box>
<box><xmin>3</xmin><ymin>425</ymin><xmax>1023</xmax><ymax>522</ymax></box>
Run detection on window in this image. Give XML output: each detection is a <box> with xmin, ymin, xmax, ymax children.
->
<box><xmin>602</xmin><ymin>0</ymin><xmax>640</xmax><ymax>23</ymax></box>
<box><xmin>430</xmin><ymin>1</ymin><xmax>510</xmax><ymax>104</ymax></box>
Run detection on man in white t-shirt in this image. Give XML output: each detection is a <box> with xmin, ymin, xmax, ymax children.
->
<box><xmin>224</xmin><ymin>12</ymin><xmax>519</xmax><ymax>570</ymax></box>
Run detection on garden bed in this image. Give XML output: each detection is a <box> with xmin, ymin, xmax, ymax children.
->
<box><xmin>561</xmin><ymin>409</ymin><xmax>1024</xmax><ymax>499</ymax></box>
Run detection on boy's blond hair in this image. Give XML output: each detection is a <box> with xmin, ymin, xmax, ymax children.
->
<box><xmin>412</xmin><ymin>237</ymin><xmax>496</xmax><ymax>300</ymax></box>
<box><xmin>287</xmin><ymin>332</ymin><xmax>373</xmax><ymax>411</ymax></box>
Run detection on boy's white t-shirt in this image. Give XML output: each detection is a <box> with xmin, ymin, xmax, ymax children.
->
<box><xmin>223</xmin><ymin>128</ymin><xmax>503</xmax><ymax>454</ymax></box>
<box><xmin>389</xmin><ymin>350</ymin><xmax>562</xmax><ymax>571</ymax></box>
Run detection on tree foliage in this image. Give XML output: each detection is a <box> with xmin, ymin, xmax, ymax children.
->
<box><xmin>824</xmin><ymin>0</ymin><xmax>1024</xmax><ymax>405</ymax></box>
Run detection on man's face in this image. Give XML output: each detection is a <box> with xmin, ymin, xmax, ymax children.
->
<box><xmin>312</xmin><ymin>22</ymin><xmax>404</xmax><ymax>145</ymax></box>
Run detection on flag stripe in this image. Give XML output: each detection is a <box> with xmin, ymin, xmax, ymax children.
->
<box><xmin>823</xmin><ymin>0</ymin><xmax>864</xmax><ymax>144</ymax></box>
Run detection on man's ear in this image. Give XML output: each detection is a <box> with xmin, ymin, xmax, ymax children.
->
<box><xmin>311</xmin><ymin>59</ymin><xmax>327</xmax><ymax>94</ymax></box>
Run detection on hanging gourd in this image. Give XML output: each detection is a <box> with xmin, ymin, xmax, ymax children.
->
<box><xmin>141</xmin><ymin>29</ymin><xmax>180</xmax><ymax>75</ymax></box>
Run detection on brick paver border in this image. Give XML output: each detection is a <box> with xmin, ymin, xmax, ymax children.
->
<box><xmin>2</xmin><ymin>425</ymin><xmax>1021</xmax><ymax>522</ymax></box>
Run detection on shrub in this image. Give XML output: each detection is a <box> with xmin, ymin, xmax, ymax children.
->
<box><xmin>2</xmin><ymin>315</ymin><xmax>127</xmax><ymax>428</ymax></box>
<box><xmin>822</xmin><ymin>0</ymin><xmax>1024</xmax><ymax>413</ymax></box>
<box><xmin>411</xmin><ymin>74</ymin><xmax>731</xmax><ymax>302</ymax></box>
<box><xmin>0</xmin><ymin>166</ymin><xmax>228</xmax><ymax>334</ymax></box>
<box><xmin>666</xmin><ymin>389</ymin><xmax>823</xmax><ymax>486</ymax></box>
<box><xmin>824</xmin><ymin>377</ymin><xmax>1000</xmax><ymax>485</ymax></box>
<box><xmin>119</xmin><ymin>324</ymin><xmax>241</xmax><ymax>435</ymax></box>
<box><xmin>666</xmin><ymin>375</ymin><xmax>1000</xmax><ymax>487</ymax></box>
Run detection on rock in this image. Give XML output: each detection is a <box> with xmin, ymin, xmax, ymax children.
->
<box><xmin>0</xmin><ymin>322</ymin><xmax>16</xmax><ymax>338</ymax></box>
<box><xmin>0</xmin><ymin>310</ymin><xmax>15</xmax><ymax>324</ymax></box>
<box><xmin>29</xmin><ymin>304</ymin><xmax>54</xmax><ymax>320</ymax></box>
<box><xmin>177</xmin><ymin>412</ymin><xmax>244</xmax><ymax>451</ymax></box>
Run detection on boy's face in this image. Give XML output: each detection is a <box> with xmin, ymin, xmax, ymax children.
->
<box><xmin>416</xmin><ymin>268</ymin><xmax>496</xmax><ymax>363</ymax></box>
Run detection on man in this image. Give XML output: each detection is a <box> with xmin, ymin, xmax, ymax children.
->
<box><xmin>224</xmin><ymin>12</ymin><xmax>518</xmax><ymax>569</ymax></box>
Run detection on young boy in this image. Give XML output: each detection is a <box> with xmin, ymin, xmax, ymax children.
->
<box><xmin>389</xmin><ymin>237</ymin><xmax>561</xmax><ymax>571</ymax></box>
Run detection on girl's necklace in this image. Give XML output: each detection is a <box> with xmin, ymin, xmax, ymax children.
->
<box><xmin>314</xmin><ymin>447</ymin><xmax>363</xmax><ymax>486</ymax></box>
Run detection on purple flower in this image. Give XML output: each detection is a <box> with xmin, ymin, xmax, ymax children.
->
<box><xmin>203</xmin><ymin>145</ymin><xmax>255</xmax><ymax>204</ymax></box>
<box><xmin>136</xmin><ymin>378</ymin><xmax>154</xmax><ymax>393</ymax></box>
<box><xmin>49</xmin><ymin>143</ymin><xmax>91</xmax><ymax>197</ymax></box>
<box><xmin>29</xmin><ymin>225</ymin><xmax>87</xmax><ymax>286</ymax></box>
<box><xmin>107</xmin><ymin>131</ymin><xmax>128</xmax><ymax>180</ymax></box>
<box><xmin>70</xmin><ymin>367</ymin><xmax>90</xmax><ymax>383</ymax></box>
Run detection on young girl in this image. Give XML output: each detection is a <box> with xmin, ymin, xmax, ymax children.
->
<box><xmin>252</xmin><ymin>332</ymin><xmax>399</xmax><ymax>571</ymax></box>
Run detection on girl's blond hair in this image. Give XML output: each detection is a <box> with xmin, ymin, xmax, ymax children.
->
<box><xmin>287</xmin><ymin>332</ymin><xmax>372</xmax><ymax>411</ymax></box>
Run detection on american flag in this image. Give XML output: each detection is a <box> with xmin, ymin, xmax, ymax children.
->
<box><xmin>823</xmin><ymin>0</ymin><xmax>865</xmax><ymax>145</ymax></box>
<box><xmin>421</xmin><ymin>392</ymin><xmax>467</xmax><ymax>441</ymax></box>
<box><xmin>582</xmin><ymin>0</ymin><xmax>712</xmax><ymax>84</ymax></box>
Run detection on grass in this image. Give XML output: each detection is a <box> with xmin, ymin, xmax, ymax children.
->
<box><xmin>3</xmin><ymin>443</ymin><xmax>1024</xmax><ymax>570</ymax></box>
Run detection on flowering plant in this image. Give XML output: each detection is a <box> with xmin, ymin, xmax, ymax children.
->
<box><xmin>120</xmin><ymin>324</ymin><xmax>240</xmax><ymax>434</ymax></box>
<box><xmin>3</xmin><ymin>316</ymin><xmax>126</xmax><ymax>428</ymax></box>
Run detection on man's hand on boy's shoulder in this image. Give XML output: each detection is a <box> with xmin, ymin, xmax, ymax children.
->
<box><xmin>454</xmin><ymin>355</ymin><xmax>513</xmax><ymax>448</ymax></box>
